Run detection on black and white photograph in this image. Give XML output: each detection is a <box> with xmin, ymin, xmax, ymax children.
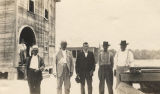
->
<box><xmin>0</xmin><ymin>0</ymin><xmax>160</xmax><ymax>94</ymax></box>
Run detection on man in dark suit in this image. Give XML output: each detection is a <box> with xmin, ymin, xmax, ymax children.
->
<box><xmin>26</xmin><ymin>45</ymin><xmax>45</xmax><ymax>94</ymax></box>
<box><xmin>75</xmin><ymin>42</ymin><xmax>96</xmax><ymax>94</ymax></box>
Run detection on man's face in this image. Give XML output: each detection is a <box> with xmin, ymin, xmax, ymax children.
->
<box><xmin>121</xmin><ymin>45</ymin><xmax>127</xmax><ymax>51</ymax></box>
<box><xmin>103</xmin><ymin>45</ymin><xmax>108</xmax><ymax>51</ymax></box>
<box><xmin>61</xmin><ymin>43</ymin><xmax>67</xmax><ymax>50</ymax></box>
<box><xmin>32</xmin><ymin>49</ymin><xmax>38</xmax><ymax>56</ymax></box>
<box><xmin>83</xmin><ymin>44</ymin><xmax>89</xmax><ymax>51</ymax></box>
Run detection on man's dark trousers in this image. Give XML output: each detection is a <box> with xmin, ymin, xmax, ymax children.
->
<box><xmin>98</xmin><ymin>65</ymin><xmax>113</xmax><ymax>94</ymax></box>
<box><xmin>80</xmin><ymin>72</ymin><xmax>92</xmax><ymax>94</ymax></box>
<box><xmin>27</xmin><ymin>69</ymin><xmax>42</xmax><ymax>94</ymax></box>
<box><xmin>76</xmin><ymin>51</ymin><xmax>95</xmax><ymax>94</ymax></box>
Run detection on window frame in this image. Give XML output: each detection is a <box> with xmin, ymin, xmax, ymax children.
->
<box><xmin>28</xmin><ymin>0</ymin><xmax>35</xmax><ymax>13</ymax></box>
<box><xmin>45</xmin><ymin>9</ymin><xmax>49</xmax><ymax>20</ymax></box>
<box><xmin>44</xmin><ymin>0</ymin><xmax>49</xmax><ymax>20</ymax></box>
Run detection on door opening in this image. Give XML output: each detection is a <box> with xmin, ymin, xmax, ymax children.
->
<box><xmin>18</xmin><ymin>27</ymin><xmax>36</xmax><ymax>80</ymax></box>
<box><xmin>19</xmin><ymin>27</ymin><xmax>36</xmax><ymax>57</ymax></box>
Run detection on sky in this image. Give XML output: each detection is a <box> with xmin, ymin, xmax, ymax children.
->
<box><xmin>55</xmin><ymin>0</ymin><xmax>160</xmax><ymax>50</ymax></box>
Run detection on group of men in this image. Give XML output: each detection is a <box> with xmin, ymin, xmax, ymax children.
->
<box><xmin>53</xmin><ymin>40</ymin><xmax>134</xmax><ymax>94</ymax></box>
<box><xmin>19</xmin><ymin>40</ymin><xmax>134</xmax><ymax>94</ymax></box>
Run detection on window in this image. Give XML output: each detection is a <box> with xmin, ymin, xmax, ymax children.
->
<box><xmin>44</xmin><ymin>0</ymin><xmax>49</xmax><ymax>19</ymax></box>
<box><xmin>45</xmin><ymin>9</ymin><xmax>48</xmax><ymax>19</ymax></box>
<box><xmin>29</xmin><ymin>0</ymin><xmax>34</xmax><ymax>13</ymax></box>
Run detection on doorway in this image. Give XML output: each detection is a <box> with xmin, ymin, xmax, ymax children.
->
<box><xmin>18</xmin><ymin>26</ymin><xmax>36</xmax><ymax>79</ymax></box>
<box><xmin>19</xmin><ymin>27</ymin><xmax>36</xmax><ymax>57</ymax></box>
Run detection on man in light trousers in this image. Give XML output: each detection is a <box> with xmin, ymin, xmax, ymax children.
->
<box><xmin>53</xmin><ymin>41</ymin><xmax>74</xmax><ymax>94</ymax></box>
<box><xmin>114</xmin><ymin>40</ymin><xmax>134</xmax><ymax>88</ymax></box>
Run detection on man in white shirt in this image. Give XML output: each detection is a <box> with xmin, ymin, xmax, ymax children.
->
<box><xmin>30</xmin><ymin>53</ymin><xmax>39</xmax><ymax>70</ymax></box>
<box><xmin>114</xmin><ymin>40</ymin><xmax>134</xmax><ymax>88</ymax></box>
<box><xmin>53</xmin><ymin>41</ymin><xmax>74</xmax><ymax>94</ymax></box>
<box><xmin>26</xmin><ymin>45</ymin><xmax>45</xmax><ymax>94</ymax></box>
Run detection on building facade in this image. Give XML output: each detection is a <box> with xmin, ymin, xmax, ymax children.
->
<box><xmin>0</xmin><ymin>0</ymin><xmax>60</xmax><ymax>79</ymax></box>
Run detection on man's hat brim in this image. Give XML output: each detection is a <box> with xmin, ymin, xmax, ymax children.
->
<box><xmin>103</xmin><ymin>41</ymin><xmax>110</xmax><ymax>46</ymax></box>
<box><xmin>120</xmin><ymin>40</ymin><xmax>129</xmax><ymax>45</ymax></box>
<box><xmin>120</xmin><ymin>43</ymin><xmax>129</xmax><ymax>45</ymax></box>
<box><xmin>103</xmin><ymin>44</ymin><xmax>110</xmax><ymax>46</ymax></box>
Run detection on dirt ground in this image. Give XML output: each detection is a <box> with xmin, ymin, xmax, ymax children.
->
<box><xmin>0</xmin><ymin>65</ymin><xmax>114</xmax><ymax>94</ymax></box>
<box><xmin>0</xmin><ymin>64</ymin><xmax>141</xmax><ymax>94</ymax></box>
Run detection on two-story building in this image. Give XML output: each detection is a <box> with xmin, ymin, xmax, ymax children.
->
<box><xmin>0</xmin><ymin>0</ymin><xmax>60</xmax><ymax>79</ymax></box>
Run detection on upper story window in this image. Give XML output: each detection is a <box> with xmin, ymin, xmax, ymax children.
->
<box><xmin>44</xmin><ymin>0</ymin><xmax>49</xmax><ymax>20</ymax></box>
<box><xmin>45</xmin><ymin>9</ymin><xmax>48</xmax><ymax>19</ymax></box>
<box><xmin>29</xmin><ymin>0</ymin><xmax>35</xmax><ymax>13</ymax></box>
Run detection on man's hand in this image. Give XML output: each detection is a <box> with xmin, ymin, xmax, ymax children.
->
<box><xmin>89</xmin><ymin>70</ymin><xmax>94</xmax><ymax>76</ymax></box>
<box><xmin>53</xmin><ymin>73</ymin><xmax>57</xmax><ymax>78</ymax></box>
<box><xmin>70</xmin><ymin>72</ymin><xmax>73</xmax><ymax>77</ymax></box>
<box><xmin>76</xmin><ymin>73</ymin><xmax>80</xmax><ymax>77</ymax></box>
<box><xmin>75</xmin><ymin>75</ymin><xmax>81</xmax><ymax>83</ymax></box>
<box><xmin>34</xmin><ymin>69</ymin><xmax>40</xmax><ymax>72</ymax></box>
<box><xmin>39</xmin><ymin>66</ymin><xmax>44</xmax><ymax>71</ymax></box>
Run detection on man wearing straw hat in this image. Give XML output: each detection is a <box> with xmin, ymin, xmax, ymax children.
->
<box><xmin>98</xmin><ymin>41</ymin><xmax>114</xmax><ymax>94</ymax></box>
<box><xmin>26</xmin><ymin>45</ymin><xmax>45</xmax><ymax>94</ymax></box>
<box><xmin>114</xmin><ymin>40</ymin><xmax>134</xmax><ymax>88</ymax></box>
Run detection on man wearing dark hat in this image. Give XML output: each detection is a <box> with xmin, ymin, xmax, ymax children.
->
<box><xmin>26</xmin><ymin>45</ymin><xmax>45</xmax><ymax>94</ymax></box>
<box><xmin>75</xmin><ymin>42</ymin><xmax>96</xmax><ymax>94</ymax></box>
<box><xmin>114</xmin><ymin>40</ymin><xmax>134</xmax><ymax>88</ymax></box>
<box><xmin>98</xmin><ymin>41</ymin><xmax>113</xmax><ymax>94</ymax></box>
